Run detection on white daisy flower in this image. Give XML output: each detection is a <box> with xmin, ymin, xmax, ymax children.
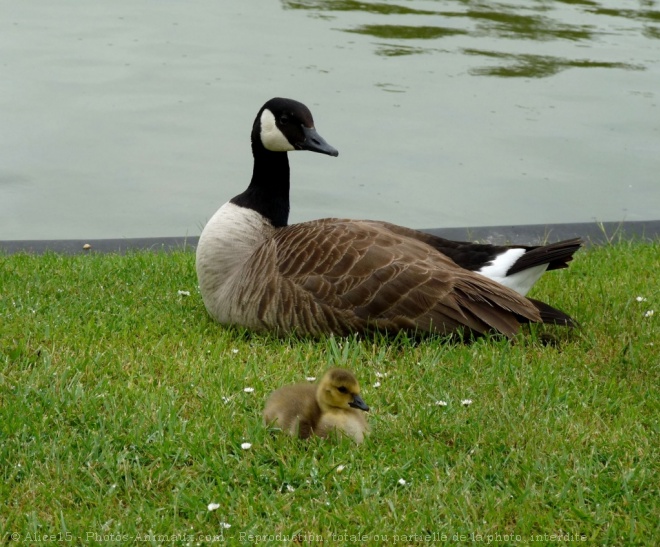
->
<box><xmin>241</xmin><ymin>442</ymin><xmax>252</xmax><ymax>450</ymax></box>
<box><xmin>306</xmin><ymin>377</ymin><xmax>316</xmax><ymax>382</ymax></box>
<box><xmin>398</xmin><ymin>478</ymin><xmax>407</xmax><ymax>486</ymax></box>
<box><xmin>644</xmin><ymin>310</ymin><xmax>654</xmax><ymax>318</ymax></box>
<box><xmin>435</xmin><ymin>400</ymin><xmax>448</xmax><ymax>407</ymax></box>
<box><xmin>243</xmin><ymin>387</ymin><xmax>254</xmax><ymax>393</ymax></box>
<box><xmin>636</xmin><ymin>296</ymin><xmax>647</xmax><ymax>302</ymax></box>
<box><xmin>220</xmin><ymin>522</ymin><xmax>231</xmax><ymax>529</ymax></box>
<box><xmin>336</xmin><ymin>465</ymin><xmax>346</xmax><ymax>473</ymax></box>
<box><xmin>373</xmin><ymin>381</ymin><xmax>381</xmax><ymax>388</ymax></box>
<box><xmin>177</xmin><ymin>290</ymin><xmax>191</xmax><ymax>297</ymax></box>
<box><xmin>207</xmin><ymin>502</ymin><xmax>220</xmax><ymax>511</ymax></box>
<box><xmin>231</xmin><ymin>348</ymin><xmax>239</xmax><ymax>354</ymax></box>
<box><xmin>461</xmin><ymin>399</ymin><xmax>473</xmax><ymax>406</ymax></box>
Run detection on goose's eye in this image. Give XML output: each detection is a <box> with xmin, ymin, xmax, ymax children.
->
<box><xmin>337</xmin><ymin>386</ymin><xmax>348</xmax><ymax>394</ymax></box>
<box><xmin>279</xmin><ymin>114</ymin><xmax>289</xmax><ymax>126</ymax></box>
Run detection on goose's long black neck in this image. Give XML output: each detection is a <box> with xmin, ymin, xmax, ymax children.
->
<box><xmin>230</xmin><ymin>144</ymin><xmax>290</xmax><ymax>228</ymax></box>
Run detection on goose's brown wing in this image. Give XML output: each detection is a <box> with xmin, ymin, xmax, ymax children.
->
<box><xmin>246</xmin><ymin>219</ymin><xmax>541</xmax><ymax>337</ymax></box>
<box><xmin>363</xmin><ymin>220</ymin><xmax>583</xmax><ymax>273</ymax></box>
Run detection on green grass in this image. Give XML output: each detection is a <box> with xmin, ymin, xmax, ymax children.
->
<box><xmin>1</xmin><ymin>240</ymin><xmax>658</xmax><ymax>545</ymax></box>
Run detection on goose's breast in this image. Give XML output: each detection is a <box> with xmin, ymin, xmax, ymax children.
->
<box><xmin>196</xmin><ymin>202</ymin><xmax>275</xmax><ymax>325</ymax></box>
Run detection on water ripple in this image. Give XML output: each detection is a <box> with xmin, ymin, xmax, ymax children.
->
<box><xmin>283</xmin><ymin>0</ymin><xmax>660</xmax><ymax>76</ymax></box>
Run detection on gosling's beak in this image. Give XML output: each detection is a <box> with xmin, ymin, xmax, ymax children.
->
<box><xmin>349</xmin><ymin>394</ymin><xmax>369</xmax><ymax>412</ymax></box>
<box><xmin>298</xmin><ymin>126</ymin><xmax>339</xmax><ymax>157</ymax></box>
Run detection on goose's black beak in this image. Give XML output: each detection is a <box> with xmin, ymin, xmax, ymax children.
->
<box><xmin>349</xmin><ymin>394</ymin><xmax>369</xmax><ymax>412</ymax></box>
<box><xmin>299</xmin><ymin>126</ymin><xmax>339</xmax><ymax>157</ymax></box>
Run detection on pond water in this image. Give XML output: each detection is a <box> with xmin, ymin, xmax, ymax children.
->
<box><xmin>1</xmin><ymin>0</ymin><xmax>659</xmax><ymax>241</ymax></box>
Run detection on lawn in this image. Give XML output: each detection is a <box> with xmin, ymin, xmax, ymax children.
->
<box><xmin>1</xmin><ymin>239</ymin><xmax>658</xmax><ymax>545</ymax></box>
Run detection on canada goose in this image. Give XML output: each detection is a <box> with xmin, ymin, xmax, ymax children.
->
<box><xmin>196</xmin><ymin>97</ymin><xmax>578</xmax><ymax>338</ymax></box>
<box><xmin>263</xmin><ymin>368</ymin><xmax>370</xmax><ymax>444</ymax></box>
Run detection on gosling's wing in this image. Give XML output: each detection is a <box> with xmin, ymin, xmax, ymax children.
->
<box><xmin>263</xmin><ymin>384</ymin><xmax>320</xmax><ymax>438</ymax></box>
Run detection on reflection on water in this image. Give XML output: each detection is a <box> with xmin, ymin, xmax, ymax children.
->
<box><xmin>284</xmin><ymin>0</ymin><xmax>658</xmax><ymax>76</ymax></box>
<box><xmin>346</xmin><ymin>24</ymin><xmax>468</xmax><ymax>40</ymax></box>
<box><xmin>1</xmin><ymin>0</ymin><xmax>658</xmax><ymax>240</ymax></box>
<box><xmin>463</xmin><ymin>49</ymin><xmax>643</xmax><ymax>78</ymax></box>
<box><xmin>283</xmin><ymin>1</ymin><xmax>435</xmax><ymax>16</ymax></box>
<box><xmin>458</xmin><ymin>10</ymin><xmax>594</xmax><ymax>42</ymax></box>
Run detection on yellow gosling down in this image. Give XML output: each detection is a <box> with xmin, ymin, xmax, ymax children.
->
<box><xmin>263</xmin><ymin>368</ymin><xmax>370</xmax><ymax>444</ymax></box>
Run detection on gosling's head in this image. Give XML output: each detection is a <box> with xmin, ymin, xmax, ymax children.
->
<box><xmin>317</xmin><ymin>368</ymin><xmax>369</xmax><ymax>413</ymax></box>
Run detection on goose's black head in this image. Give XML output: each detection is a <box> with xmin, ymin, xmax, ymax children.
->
<box><xmin>233</xmin><ymin>98</ymin><xmax>338</xmax><ymax>228</ymax></box>
<box><xmin>252</xmin><ymin>97</ymin><xmax>339</xmax><ymax>157</ymax></box>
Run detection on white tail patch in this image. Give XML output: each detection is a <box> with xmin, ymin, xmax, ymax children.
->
<box><xmin>260</xmin><ymin>108</ymin><xmax>294</xmax><ymax>152</ymax></box>
<box><xmin>477</xmin><ymin>248</ymin><xmax>548</xmax><ymax>296</ymax></box>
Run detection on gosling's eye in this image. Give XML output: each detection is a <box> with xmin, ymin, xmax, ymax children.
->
<box><xmin>337</xmin><ymin>386</ymin><xmax>348</xmax><ymax>394</ymax></box>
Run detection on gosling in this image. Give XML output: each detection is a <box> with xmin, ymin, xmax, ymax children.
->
<box><xmin>263</xmin><ymin>368</ymin><xmax>370</xmax><ymax>444</ymax></box>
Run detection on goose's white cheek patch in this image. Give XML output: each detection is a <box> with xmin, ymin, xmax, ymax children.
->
<box><xmin>260</xmin><ymin>109</ymin><xmax>295</xmax><ymax>152</ymax></box>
